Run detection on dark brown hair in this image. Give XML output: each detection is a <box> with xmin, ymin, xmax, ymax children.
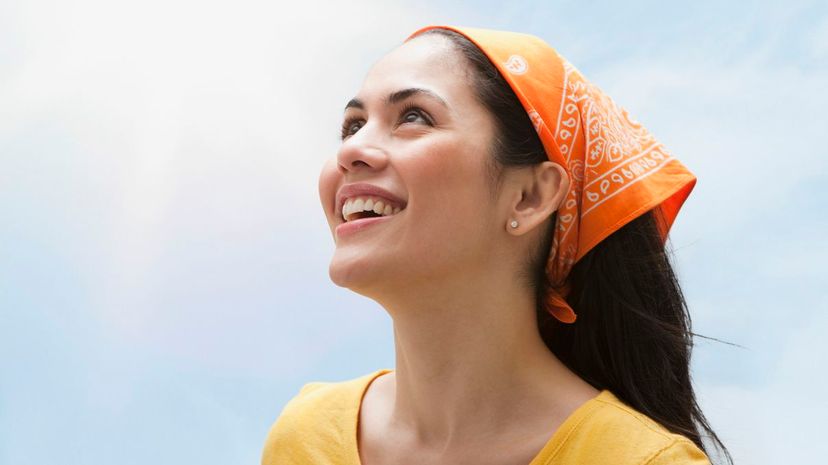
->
<box><xmin>416</xmin><ymin>28</ymin><xmax>734</xmax><ymax>465</ymax></box>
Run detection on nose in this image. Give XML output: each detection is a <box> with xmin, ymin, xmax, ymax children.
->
<box><xmin>336</xmin><ymin>127</ymin><xmax>389</xmax><ymax>174</ymax></box>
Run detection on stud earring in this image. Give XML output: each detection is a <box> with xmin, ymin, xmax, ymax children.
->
<box><xmin>510</xmin><ymin>220</ymin><xmax>519</xmax><ymax>228</ymax></box>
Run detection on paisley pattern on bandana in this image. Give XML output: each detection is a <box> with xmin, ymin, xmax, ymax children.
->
<box><xmin>548</xmin><ymin>58</ymin><xmax>681</xmax><ymax>283</ymax></box>
<box><xmin>406</xmin><ymin>25</ymin><xmax>697</xmax><ymax>324</ymax></box>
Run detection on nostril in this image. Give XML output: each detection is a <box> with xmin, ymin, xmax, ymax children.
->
<box><xmin>339</xmin><ymin>160</ymin><xmax>370</xmax><ymax>173</ymax></box>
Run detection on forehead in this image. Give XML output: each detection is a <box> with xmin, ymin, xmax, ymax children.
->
<box><xmin>355</xmin><ymin>34</ymin><xmax>475</xmax><ymax>107</ymax></box>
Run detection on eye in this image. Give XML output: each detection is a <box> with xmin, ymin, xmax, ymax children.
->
<box><xmin>399</xmin><ymin>105</ymin><xmax>432</xmax><ymax>126</ymax></box>
<box><xmin>340</xmin><ymin>117</ymin><xmax>364</xmax><ymax>141</ymax></box>
<box><xmin>339</xmin><ymin>105</ymin><xmax>433</xmax><ymax>141</ymax></box>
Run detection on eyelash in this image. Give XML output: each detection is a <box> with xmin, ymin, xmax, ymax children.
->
<box><xmin>340</xmin><ymin>104</ymin><xmax>432</xmax><ymax>141</ymax></box>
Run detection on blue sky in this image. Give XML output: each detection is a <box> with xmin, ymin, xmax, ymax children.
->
<box><xmin>1</xmin><ymin>0</ymin><xmax>826</xmax><ymax>463</ymax></box>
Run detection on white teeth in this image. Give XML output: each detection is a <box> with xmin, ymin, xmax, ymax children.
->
<box><xmin>342</xmin><ymin>196</ymin><xmax>405</xmax><ymax>222</ymax></box>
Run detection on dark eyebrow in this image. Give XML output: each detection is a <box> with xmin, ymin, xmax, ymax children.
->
<box><xmin>343</xmin><ymin>87</ymin><xmax>449</xmax><ymax>112</ymax></box>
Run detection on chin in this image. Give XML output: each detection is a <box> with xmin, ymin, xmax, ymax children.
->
<box><xmin>327</xmin><ymin>253</ymin><xmax>382</xmax><ymax>294</ymax></box>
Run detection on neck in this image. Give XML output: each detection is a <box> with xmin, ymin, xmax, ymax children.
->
<box><xmin>373</xmin><ymin>270</ymin><xmax>596</xmax><ymax>451</ymax></box>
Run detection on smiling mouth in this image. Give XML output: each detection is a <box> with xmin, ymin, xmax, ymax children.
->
<box><xmin>335</xmin><ymin>205</ymin><xmax>403</xmax><ymax>238</ymax></box>
<box><xmin>343</xmin><ymin>209</ymin><xmax>402</xmax><ymax>222</ymax></box>
<box><xmin>341</xmin><ymin>197</ymin><xmax>405</xmax><ymax>223</ymax></box>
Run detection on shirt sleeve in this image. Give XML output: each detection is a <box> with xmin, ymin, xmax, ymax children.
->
<box><xmin>645</xmin><ymin>438</ymin><xmax>712</xmax><ymax>465</ymax></box>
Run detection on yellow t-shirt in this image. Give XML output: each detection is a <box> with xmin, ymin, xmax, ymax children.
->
<box><xmin>261</xmin><ymin>368</ymin><xmax>711</xmax><ymax>465</ymax></box>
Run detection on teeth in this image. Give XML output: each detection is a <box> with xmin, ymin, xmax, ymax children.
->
<box><xmin>342</xmin><ymin>196</ymin><xmax>404</xmax><ymax>222</ymax></box>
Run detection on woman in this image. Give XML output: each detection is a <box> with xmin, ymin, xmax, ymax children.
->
<box><xmin>262</xmin><ymin>25</ymin><xmax>733</xmax><ymax>465</ymax></box>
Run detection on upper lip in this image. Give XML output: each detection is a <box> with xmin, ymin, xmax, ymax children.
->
<box><xmin>336</xmin><ymin>183</ymin><xmax>407</xmax><ymax>220</ymax></box>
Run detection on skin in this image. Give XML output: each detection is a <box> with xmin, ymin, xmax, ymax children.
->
<box><xmin>317</xmin><ymin>34</ymin><xmax>599</xmax><ymax>465</ymax></box>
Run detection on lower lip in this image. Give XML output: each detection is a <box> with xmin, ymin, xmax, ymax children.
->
<box><xmin>335</xmin><ymin>213</ymin><xmax>399</xmax><ymax>238</ymax></box>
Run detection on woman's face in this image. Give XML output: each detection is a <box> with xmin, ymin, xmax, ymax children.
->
<box><xmin>318</xmin><ymin>35</ymin><xmax>507</xmax><ymax>299</ymax></box>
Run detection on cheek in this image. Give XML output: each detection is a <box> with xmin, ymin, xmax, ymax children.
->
<box><xmin>401</xmin><ymin>140</ymin><xmax>493</xmax><ymax>228</ymax></box>
<box><xmin>407</xmin><ymin>140</ymin><xmax>489</xmax><ymax>198</ymax></box>
<box><xmin>399</xmin><ymin>151</ymin><xmax>495</xmax><ymax>275</ymax></box>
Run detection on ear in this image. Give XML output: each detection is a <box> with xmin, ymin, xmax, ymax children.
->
<box><xmin>506</xmin><ymin>161</ymin><xmax>570</xmax><ymax>235</ymax></box>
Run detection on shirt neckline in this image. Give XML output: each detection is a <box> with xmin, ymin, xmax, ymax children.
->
<box><xmin>350</xmin><ymin>368</ymin><xmax>611</xmax><ymax>465</ymax></box>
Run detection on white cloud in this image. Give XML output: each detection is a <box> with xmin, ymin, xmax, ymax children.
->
<box><xmin>0</xmin><ymin>0</ymin><xmax>440</xmax><ymax>374</ymax></box>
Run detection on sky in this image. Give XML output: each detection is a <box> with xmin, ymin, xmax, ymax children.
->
<box><xmin>1</xmin><ymin>0</ymin><xmax>826</xmax><ymax>463</ymax></box>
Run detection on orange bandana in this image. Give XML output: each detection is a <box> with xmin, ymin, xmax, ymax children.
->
<box><xmin>405</xmin><ymin>25</ymin><xmax>697</xmax><ymax>324</ymax></box>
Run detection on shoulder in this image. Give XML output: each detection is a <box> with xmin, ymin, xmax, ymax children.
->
<box><xmin>553</xmin><ymin>390</ymin><xmax>711</xmax><ymax>465</ymax></box>
<box><xmin>260</xmin><ymin>369</ymin><xmax>390</xmax><ymax>465</ymax></box>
